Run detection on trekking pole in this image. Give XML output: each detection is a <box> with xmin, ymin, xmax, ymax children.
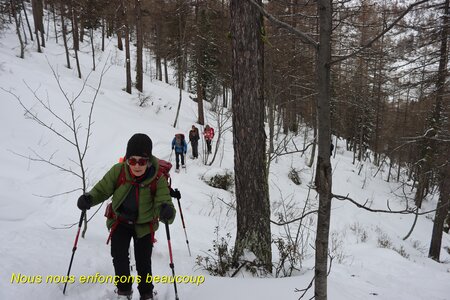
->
<box><xmin>63</xmin><ymin>210</ymin><xmax>85</xmax><ymax>295</ymax></box>
<box><xmin>174</xmin><ymin>189</ymin><xmax>191</xmax><ymax>256</ymax></box>
<box><xmin>165</xmin><ymin>221</ymin><xmax>180</xmax><ymax>300</ymax></box>
<box><xmin>169</xmin><ymin>149</ymin><xmax>173</xmax><ymax>162</ymax></box>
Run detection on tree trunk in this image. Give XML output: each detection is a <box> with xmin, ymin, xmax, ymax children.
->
<box><xmin>155</xmin><ymin>23</ymin><xmax>162</xmax><ymax>81</ymax></box>
<box><xmin>22</xmin><ymin>0</ymin><xmax>33</xmax><ymax>41</ymax></box>
<box><xmin>60</xmin><ymin>2</ymin><xmax>70</xmax><ymax>69</ymax></box>
<box><xmin>11</xmin><ymin>0</ymin><xmax>25</xmax><ymax>59</ymax></box>
<box><xmin>222</xmin><ymin>85</ymin><xmax>228</xmax><ymax>108</ymax></box>
<box><xmin>117</xmin><ymin>29</ymin><xmax>123</xmax><ymax>51</ymax></box>
<box><xmin>79</xmin><ymin>19</ymin><xmax>84</xmax><ymax>43</ymax></box>
<box><xmin>135</xmin><ymin>0</ymin><xmax>143</xmax><ymax>92</ymax></box>
<box><xmin>120</xmin><ymin>0</ymin><xmax>131</xmax><ymax>93</ymax></box>
<box><xmin>31</xmin><ymin>0</ymin><xmax>41</xmax><ymax>52</ymax></box>
<box><xmin>164</xmin><ymin>56</ymin><xmax>169</xmax><ymax>83</ymax></box>
<box><xmin>197</xmin><ymin>82</ymin><xmax>205</xmax><ymax>125</ymax></box>
<box><xmin>51</xmin><ymin>3</ymin><xmax>57</xmax><ymax>43</ymax></box>
<box><xmin>314</xmin><ymin>1</ymin><xmax>333</xmax><ymax>299</ymax></box>
<box><xmin>32</xmin><ymin>0</ymin><xmax>45</xmax><ymax>48</ymax></box>
<box><xmin>101</xmin><ymin>18</ymin><xmax>105</xmax><ymax>51</ymax></box>
<box><xmin>428</xmin><ymin>0</ymin><xmax>449</xmax><ymax>261</ymax></box>
<box><xmin>230</xmin><ymin>0</ymin><xmax>272</xmax><ymax>271</ymax></box>
<box><xmin>70</xmin><ymin>1</ymin><xmax>81</xmax><ymax>78</ymax></box>
<box><xmin>124</xmin><ymin>21</ymin><xmax>132</xmax><ymax>93</ymax></box>
<box><xmin>429</xmin><ymin>163</ymin><xmax>450</xmax><ymax>261</ymax></box>
<box><xmin>90</xmin><ymin>28</ymin><xmax>95</xmax><ymax>71</ymax></box>
<box><xmin>19</xmin><ymin>8</ymin><xmax>28</xmax><ymax>44</ymax></box>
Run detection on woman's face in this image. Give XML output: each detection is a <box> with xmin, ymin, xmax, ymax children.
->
<box><xmin>127</xmin><ymin>156</ymin><xmax>149</xmax><ymax>176</ymax></box>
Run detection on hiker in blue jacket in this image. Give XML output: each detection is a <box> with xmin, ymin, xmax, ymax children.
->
<box><xmin>171</xmin><ymin>134</ymin><xmax>187</xmax><ymax>172</ymax></box>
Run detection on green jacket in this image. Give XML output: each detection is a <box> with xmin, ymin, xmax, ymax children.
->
<box><xmin>88</xmin><ymin>156</ymin><xmax>176</xmax><ymax>238</ymax></box>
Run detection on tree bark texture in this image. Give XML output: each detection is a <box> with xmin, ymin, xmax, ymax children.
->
<box><xmin>314</xmin><ymin>0</ymin><xmax>333</xmax><ymax>299</ymax></box>
<box><xmin>428</xmin><ymin>0</ymin><xmax>449</xmax><ymax>261</ymax></box>
<box><xmin>230</xmin><ymin>0</ymin><xmax>272</xmax><ymax>271</ymax></box>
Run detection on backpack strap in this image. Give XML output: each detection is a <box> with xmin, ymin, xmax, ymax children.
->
<box><xmin>116</xmin><ymin>164</ymin><xmax>128</xmax><ymax>188</ymax></box>
<box><xmin>150</xmin><ymin>168</ymin><xmax>164</xmax><ymax>198</ymax></box>
<box><xmin>149</xmin><ymin>159</ymin><xmax>172</xmax><ymax>198</ymax></box>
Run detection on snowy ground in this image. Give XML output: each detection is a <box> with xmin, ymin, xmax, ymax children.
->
<box><xmin>0</xmin><ymin>19</ymin><xmax>450</xmax><ymax>300</ymax></box>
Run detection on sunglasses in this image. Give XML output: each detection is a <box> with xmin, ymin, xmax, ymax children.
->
<box><xmin>127</xmin><ymin>157</ymin><xmax>149</xmax><ymax>166</ymax></box>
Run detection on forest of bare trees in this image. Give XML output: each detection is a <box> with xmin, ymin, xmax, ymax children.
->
<box><xmin>1</xmin><ymin>0</ymin><xmax>448</xmax><ymax>299</ymax></box>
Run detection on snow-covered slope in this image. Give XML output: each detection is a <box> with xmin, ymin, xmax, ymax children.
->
<box><xmin>0</xmin><ymin>20</ymin><xmax>449</xmax><ymax>300</ymax></box>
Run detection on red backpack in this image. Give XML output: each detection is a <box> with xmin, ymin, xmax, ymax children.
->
<box><xmin>104</xmin><ymin>158</ymin><xmax>173</xmax><ymax>244</ymax></box>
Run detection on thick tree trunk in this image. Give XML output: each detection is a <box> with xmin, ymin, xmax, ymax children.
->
<box><xmin>429</xmin><ymin>164</ymin><xmax>450</xmax><ymax>261</ymax></box>
<box><xmin>314</xmin><ymin>1</ymin><xmax>333</xmax><ymax>299</ymax></box>
<box><xmin>230</xmin><ymin>0</ymin><xmax>272</xmax><ymax>271</ymax></box>
<box><xmin>428</xmin><ymin>0</ymin><xmax>449</xmax><ymax>261</ymax></box>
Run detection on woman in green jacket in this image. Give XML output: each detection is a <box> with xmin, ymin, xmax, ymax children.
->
<box><xmin>77</xmin><ymin>133</ymin><xmax>176</xmax><ymax>300</ymax></box>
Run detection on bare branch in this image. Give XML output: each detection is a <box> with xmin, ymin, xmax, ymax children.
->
<box><xmin>246</xmin><ymin>0</ymin><xmax>318</xmax><ymax>49</ymax></box>
<box><xmin>22</xmin><ymin>80</ymin><xmax>74</xmax><ymax>131</ymax></box>
<box><xmin>271</xmin><ymin>209</ymin><xmax>318</xmax><ymax>226</ymax></box>
<box><xmin>331</xmin><ymin>0</ymin><xmax>430</xmax><ymax>65</ymax></box>
<box><xmin>332</xmin><ymin>193</ymin><xmax>449</xmax><ymax>216</ymax></box>
<box><xmin>8</xmin><ymin>149</ymin><xmax>82</xmax><ymax>179</ymax></box>
<box><xmin>33</xmin><ymin>188</ymin><xmax>83</xmax><ymax>198</ymax></box>
<box><xmin>1</xmin><ymin>87</ymin><xmax>77</xmax><ymax>146</ymax></box>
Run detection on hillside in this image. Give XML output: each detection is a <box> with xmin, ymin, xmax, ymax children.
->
<box><xmin>0</xmin><ymin>20</ymin><xmax>450</xmax><ymax>300</ymax></box>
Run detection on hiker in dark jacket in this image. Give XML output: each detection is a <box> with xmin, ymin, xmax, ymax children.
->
<box><xmin>77</xmin><ymin>133</ymin><xmax>176</xmax><ymax>300</ymax></box>
<box><xmin>171</xmin><ymin>134</ymin><xmax>188</xmax><ymax>172</ymax></box>
<box><xmin>189</xmin><ymin>125</ymin><xmax>200</xmax><ymax>159</ymax></box>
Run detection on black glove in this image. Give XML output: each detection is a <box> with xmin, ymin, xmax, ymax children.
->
<box><xmin>160</xmin><ymin>203</ymin><xmax>174</xmax><ymax>222</ymax></box>
<box><xmin>77</xmin><ymin>193</ymin><xmax>92</xmax><ymax>210</ymax></box>
<box><xmin>170</xmin><ymin>188</ymin><xmax>181</xmax><ymax>199</ymax></box>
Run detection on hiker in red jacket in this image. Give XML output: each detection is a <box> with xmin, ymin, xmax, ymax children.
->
<box><xmin>203</xmin><ymin>125</ymin><xmax>215</xmax><ymax>154</ymax></box>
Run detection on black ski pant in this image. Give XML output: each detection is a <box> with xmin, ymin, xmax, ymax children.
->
<box><xmin>191</xmin><ymin>141</ymin><xmax>199</xmax><ymax>158</ymax></box>
<box><xmin>206</xmin><ymin>140</ymin><xmax>212</xmax><ymax>154</ymax></box>
<box><xmin>175</xmin><ymin>152</ymin><xmax>185</xmax><ymax>169</ymax></box>
<box><xmin>111</xmin><ymin>223</ymin><xmax>153</xmax><ymax>296</ymax></box>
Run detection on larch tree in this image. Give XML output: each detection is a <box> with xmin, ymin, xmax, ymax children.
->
<box><xmin>230</xmin><ymin>0</ymin><xmax>272</xmax><ymax>271</ymax></box>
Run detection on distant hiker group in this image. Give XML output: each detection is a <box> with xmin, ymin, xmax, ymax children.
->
<box><xmin>170</xmin><ymin>124</ymin><xmax>215</xmax><ymax>172</ymax></box>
